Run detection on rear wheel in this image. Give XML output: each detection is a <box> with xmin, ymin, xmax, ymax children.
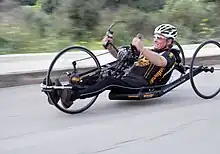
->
<box><xmin>166</xmin><ymin>41</ymin><xmax>185</xmax><ymax>84</ymax></box>
<box><xmin>174</xmin><ymin>40</ymin><xmax>185</xmax><ymax>67</ymax></box>
<box><xmin>46</xmin><ymin>46</ymin><xmax>101</xmax><ymax>114</ymax></box>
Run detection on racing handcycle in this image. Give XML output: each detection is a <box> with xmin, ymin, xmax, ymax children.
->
<box><xmin>41</xmin><ymin>21</ymin><xmax>220</xmax><ymax>114</ymax></box>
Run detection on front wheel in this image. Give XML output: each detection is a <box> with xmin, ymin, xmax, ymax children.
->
<box><xmin>46</xmin><ymin>46</ymin><xmax>102</xmax><ymax>114</ymax></box>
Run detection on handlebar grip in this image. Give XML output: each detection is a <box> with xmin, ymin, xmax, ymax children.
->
<box><xmin>106</xmin><ymin>30</ymin><xmax>114</xmax><ymax>38</ymax></box>
<box><xmin>103</xmin><ymin>41</ymin><xmax>110</xmax><ymax>49</ymax></box>
<box><xmin>136</xmin><ymin>33</ymin><xmax>144</xmax><ymax>40</ymax></box>
<box><xmin>131</xmin><ymin>44</ymin><xmax>140</xmax><ymax>57</ymax></box>
<box><xmin>103</xmin><ymin>30</ymin><xmax>114</xmax><ymax>49</ymax></box>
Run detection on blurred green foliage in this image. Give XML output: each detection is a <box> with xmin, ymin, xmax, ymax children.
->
<box><xmin>1</xmin><ymin>0</ymin><xmax>220</xmax><ymax>54</ymax></box>
<box><xmin>14</xmin><ymin>0</ymin><xmax>38</xmax><ymax>6</ymax></box>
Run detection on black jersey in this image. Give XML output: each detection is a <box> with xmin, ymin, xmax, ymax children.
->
<box><xmin>123</xmin><ymin>49</ymin><xmax>176</xmax><ymax>86</ymax></box>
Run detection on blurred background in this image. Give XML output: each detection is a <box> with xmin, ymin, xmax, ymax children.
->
<box><xmin>0</xmin><ymin>0</ymin><xmax>220</xmax><ymax>55</ymax></box>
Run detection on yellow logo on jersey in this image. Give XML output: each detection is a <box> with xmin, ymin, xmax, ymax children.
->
<box><xmin>150</xmin><ymin>68</ymin><xmax>165</xmax><ymax>84</ymax></box>
<box><xmin>169</xmin><ymin>52</ymin><xmax>174</xmax><ymax>58</ymax></box>
<box><xmin>135</xmin><ymin>55</ymin><xmax>150</xmax><ymax>67</ymax></box>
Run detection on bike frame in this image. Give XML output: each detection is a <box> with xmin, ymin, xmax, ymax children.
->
<box><xmin>41</xmin><ymin>54</ymin><xmax>213</xmax><ymax>101</ymax></box>
<box><xmin>108</xmin><ymin>65</ymin><xmax>213</xmax><ymax>100</ymax></box>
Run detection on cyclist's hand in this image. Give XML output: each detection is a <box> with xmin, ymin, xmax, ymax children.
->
<box><xmin>132</xmin><ymin>34</ymin><xmax>144</xmax><ymax>52</ymax></box>
<box><xmin>102</xmin><ymin>35</ymin><xmax>113</xmax><ymax>49</ymax></box>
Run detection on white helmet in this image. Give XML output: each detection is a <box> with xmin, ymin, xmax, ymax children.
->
<box><xmin>154</xmin><ymin>24</ymin><xmax>177</xmax><ymax>40</ymax></box>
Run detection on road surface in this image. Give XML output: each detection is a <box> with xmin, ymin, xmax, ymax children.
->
<box><xmin>0</xmin><ymin>68</ymin><xmax>220</xmax><ymax>154</ymax></box>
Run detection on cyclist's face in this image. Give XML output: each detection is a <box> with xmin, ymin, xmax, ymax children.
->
<box><xmin>153</xmin><ymin>34</ymin><xmax>170</xmax><ymax>49</ymax></box>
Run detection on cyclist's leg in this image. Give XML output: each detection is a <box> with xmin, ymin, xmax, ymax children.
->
<box><xmin>60</xmin><ymin>76</ymin><xmax>135</xmax><ymax>108</ymax></box>
<box><xmin>78</xmin><ymin>76</ymin><xmax>134</xmax><ymax>98</ymax></box>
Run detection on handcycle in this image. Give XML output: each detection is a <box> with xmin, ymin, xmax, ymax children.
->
<box><xmin>41</xmin><ymin>21</ymin><xmax>220</xmax><ymax>114</ymax></box>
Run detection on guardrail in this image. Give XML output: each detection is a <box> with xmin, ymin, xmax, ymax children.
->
<box><xmin>1</xmin><ymin>43</ymin><xmax>220</xmax><ymax>75</ymax></box>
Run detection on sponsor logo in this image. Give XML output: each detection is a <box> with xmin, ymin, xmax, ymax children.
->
<box><xmin>150</xmin><ymin>68</ymin><xmax>165</xmax><ymax>84</ymax></box>
<box><xmin>143</xmin><ymin>93</ymin><xmax>154</xmax><ymax>98</ymax></box>
<box><xmin>135</xmin><ymin>55</ymin><xmax>150</xmax><ymax>67</ymax></box>
<box><xmin>169</xmin><ymin>52</ymin><xmax>174</xmax><ymax>58</ymax></box>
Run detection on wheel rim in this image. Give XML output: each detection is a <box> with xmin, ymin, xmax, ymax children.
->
<box><xmin>174</xmin><ymin>41</ymin><xmax>186</xmax><ymax>77</ymax></box>
<box><xmin>189</xmin><ymin>40</ymin><xmax>220</xmax><ymax>99</ymax></box>
<box><xmin>166</xmin><ymin>41</ymin><xmax>186</xmax><ymax>84</ymax></box>
<box><xmin>174</xmin><ymin>41</ymin><xmax>185</xmax><ymax>66</ymax></box>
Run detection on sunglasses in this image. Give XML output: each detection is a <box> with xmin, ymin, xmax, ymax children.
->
<box><xmin>154</xmin><ymin>34</ymin><xmax>167</xmax><ymax>40</ymax></box>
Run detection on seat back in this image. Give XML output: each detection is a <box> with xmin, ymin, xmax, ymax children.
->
<box><xmin>169</xmin><ymin>48</ymin><xmax>185</xmax><ymax>74</ymax></box>
<box><xmin>169</xmin><ymin>48</ymin><xmax>182</xmax><ymax>63</ymax></box>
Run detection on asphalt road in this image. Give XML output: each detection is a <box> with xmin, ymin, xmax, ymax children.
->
<box><xmin>0</xmin><ymin>68</ymin><xmax>220</xmax><ymax>154</ymax></box>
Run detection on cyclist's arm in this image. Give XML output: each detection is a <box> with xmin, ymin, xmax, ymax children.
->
<box><xmin>141</xmin><ymin>49</ymin><xmax>175</xmax><ymax>67</ymax></box>
<box><xmin>106</xmin><ymin>45</ymin><xmax>118</xmax><ymax>59</ymax></box>
<box><xmin>141</xmin><ymin>48</ymin><xmax>167</xmax><ymax>67</ymax></box>
<box><xmin>102</xmin><ymin>35</ymin><xmax>118</xmax><ymax>59</ymax></box>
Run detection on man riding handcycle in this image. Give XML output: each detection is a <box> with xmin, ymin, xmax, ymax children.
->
<box><xmin>43</xmin><ymin>23</ymin><xmax>183</xmax><ymax>109</ymax></box>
